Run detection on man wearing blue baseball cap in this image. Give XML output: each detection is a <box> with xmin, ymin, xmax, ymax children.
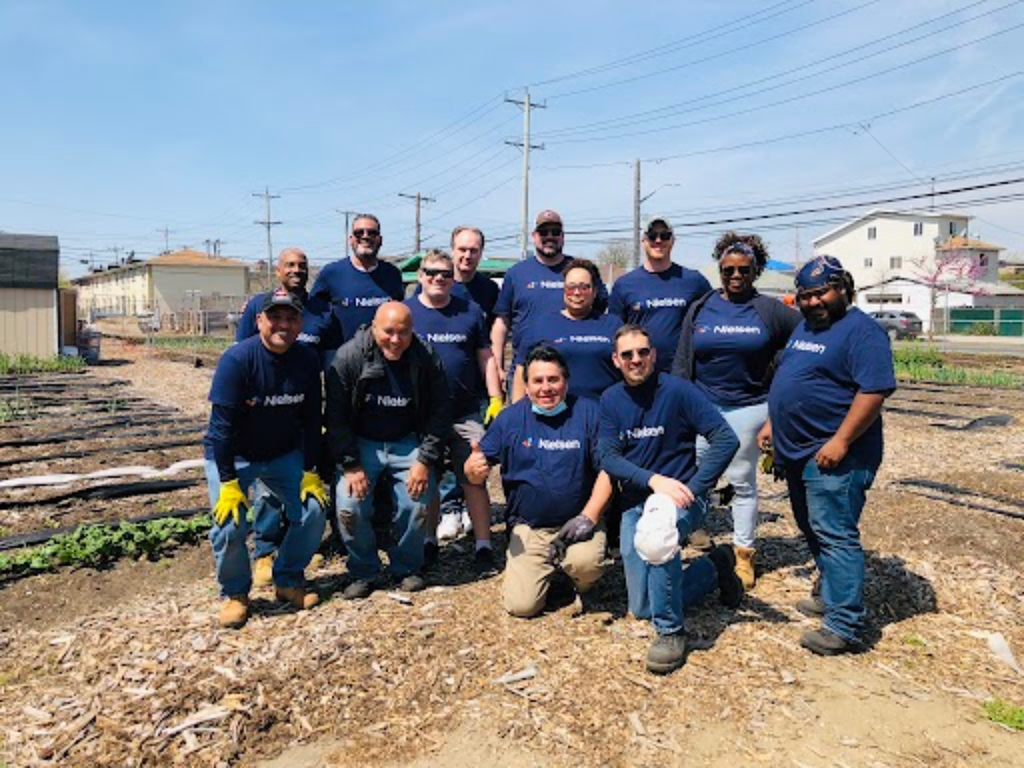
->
<box><xmin>758</xmin><ymin>255</ymin><xmax>896</xmax><ymax>655</ymax></box>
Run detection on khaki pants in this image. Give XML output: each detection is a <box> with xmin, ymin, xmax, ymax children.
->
<box><xmin>503</xmin><ymin>522</ymin><xmax>607</xmax><ymax>618</ymax></box>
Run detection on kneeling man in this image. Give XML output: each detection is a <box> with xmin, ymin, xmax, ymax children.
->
<box><xmin>466</xmin><ymin>344</ymin><xmax>611</xmax><ymax>617</ymax></box>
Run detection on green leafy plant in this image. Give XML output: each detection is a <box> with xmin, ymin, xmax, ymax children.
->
<box><xmin>967</xmin><ymin>321</ymin><xmax>997</xmax><ymax>336</ymax></box>
<box><xmin>0</xmin><ymin>515</ymin><xmax>212</xmax><ymax>579</ymax></box>
<box><xmin>983</xmin><ymin>699</ymin><xmax>1024</xmax><ymax>730</ymax></box>
<box><xmin>0</xmin><ymin>353</ymin><xmax>86</xmax><ymax>375</ymax></box>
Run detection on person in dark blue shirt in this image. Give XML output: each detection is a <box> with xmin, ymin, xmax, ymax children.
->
<box><xmin>405</xmin><ymin>249</ymin><xmax>504</xmax><ymax>574</ymax></box>
<box><xmin>672</xmin><ymin>232</ymin><xmax>801</xmax><ymax>589</ymax></box>
<box><xmin>309</xmin><ymin>213</ymin><xmax>405</xmax><ymax>349</ymax></box>
<box><xmin>203</xmin><ymin>289</ymin><xmax>329</xmax><ymax>629</ymax></box>
<box><xmin>758</xmin><ymin>255</ymin><xmax>896</xmax><ymax>656</ymax></box>
<box><xmin>491</xmin><ymin>210</ymin><xmax>608</xmax><ymax>396</ymax></box>
<box><xmin>233</xmin><ymin>247</ymin><xmax>342</xmax><ymax>586</ymax></box>
<box><xmin>609</xmin><ymin>217</ymin><xmax>712</xmax><ymax>374</ymax></box>
<box><xmin>599</xmin><ymin>324</ymin><xmax>742</xmax><ymax>675</ymax></box>
<box><xmin>466</xmin><ymin>344</ymin><xmax>612</xmax><ymax>618</ymax></box>
<box><xmin>450</xmin><ymin>225</ymin><xmax>500</xmax><ymax>324</ymax></box>
<box><xmin>515</xmin><ymin>259</ymin><xmax>621</xmax><ymax>402</ymax></box>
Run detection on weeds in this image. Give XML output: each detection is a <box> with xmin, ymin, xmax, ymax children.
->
<box><xmin>892</xmin><ymin>346</ymin><xmax>1024</xmax><ymax>388</ymax></box>
<box><xmin>0</xmin><ymin>353</ymin><xmax>85</xmax><ymax>375</ymax></box>
<box><xmin>0</xmin><ymin>515</ymin><xmax>211</xmax><ymax>578</ymax></box>
<box><xmin>983</xmin><ymin>699</ymin><xmax>1024</xmax><ymax>730</ymax></box>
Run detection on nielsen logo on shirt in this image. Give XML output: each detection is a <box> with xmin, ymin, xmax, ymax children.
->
<box><xmin>567</xmin><ymin>335</ymin><xmax>611</xmax><ymax>343</ymax></box>
<box><xmin>526</xmin><ymin>280</ymin><xmax>564</xmax><ymax>289</ymax></box>
<box><xmin>646</xmin><ymin>297</ymin><xmax>687</xmax><ymax>308</ymax></box>
<box><xmin>253</xmin><ymin>393</ymin><xmax>306</xmax><ymax>407</ymax></box>
<box><xmin>621</xmin><ymin>425</ymin><xmax>666</xmax><ymax>440</ymax></box>
<box><xmin>427</xmin><ymin>332</ymin><xmax>467</xmax><ymax>344</ymax></box>
<box><xmin>297</xmin><ymin>332</ymin><xmax>320</xmax><ymax>344</ymax></box>
<box><xmin>339</xmin><ymin>296</ymin><xmax>389</xmax><ymax>308</ymax></box>
<box><xmin>377</xmin><ymin>395</ymin><xmax>411</xmax><ymax>407</ymax></box>
<box><xmin>537</xmin><ymin>438</ymin><xmax>582</xmax><ymax>450</ymax></box>
<box><xmin>712</xmin><ymin>325</ymin><xmax>762</xmax><ymax>335</ymax></box>
<box><xmin>790</xmin><ymin>339</ymin><xmax>827</xmax><ymax>354</ymax></box>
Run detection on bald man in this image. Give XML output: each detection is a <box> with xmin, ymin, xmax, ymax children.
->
<box><xmin>325</xmin><ymin>302</ymin><xmax>453</xmax><ymax>597</ymax></box>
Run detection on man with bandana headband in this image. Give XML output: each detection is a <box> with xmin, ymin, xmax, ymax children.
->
<box><xmin>758</xmin><ymin>255</ymin><xmax>896</xmax><ymax>656</ymax></box>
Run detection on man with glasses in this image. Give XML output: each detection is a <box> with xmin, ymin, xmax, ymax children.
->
<box><xmin>599</xmin><ymin>324</ymin><xmax>743</xmax><ymax>674</ymax></box>
<box><xmin>757</xmin><ymin>256</ymin><xmax>895</xmax><ymax>656</ymax></box>
<box><xmin>406</xmin><ymin>250</ymin><xmax>503</xmax><ymax>575</ymax></box>
<box><xmin>491</xmin><ymin>210</ymin><xmax>607</xmax><ymax>401</ymax></box>
<box><xmin>609</xmin><ymin>217</ymin><xmax>711</xmax><ymax>374</ymax></box>
<box><xmin>326</xmin><ymin>301</ymin><xmax>452</xmax><ymax>599</ymax></box>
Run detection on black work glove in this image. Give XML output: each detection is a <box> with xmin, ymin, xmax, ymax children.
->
<box><xmin>547</xmin><ymin>515</ymin><xmax>596</xmax><ymax>564</ymax></box>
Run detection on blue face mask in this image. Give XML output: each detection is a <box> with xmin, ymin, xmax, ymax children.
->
<box><xmin>532</xmin><ymin>400</ymin><xmax>568</xmax><ymax>417</ymax></box>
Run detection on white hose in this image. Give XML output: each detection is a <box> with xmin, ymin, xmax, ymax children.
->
<box><xmin>0</xmin><ymin>458</ymin><xmax>205</xmax><ymax>490</ymax></box>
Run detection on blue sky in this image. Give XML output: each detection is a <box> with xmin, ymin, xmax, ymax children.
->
<box><xmin>2</xmin><ymin>0</ymin><xmax>1023</xmax><ymax>278</ymax></box>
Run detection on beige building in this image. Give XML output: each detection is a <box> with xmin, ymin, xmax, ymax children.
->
<box><xmin>73</xmin><ymin>249</ymin><xmax>249</xmax><ymax>327</ymax></box>
<box><xmin>0</xmin><ymin>234</ymin><xmax>61</xmax><ymax>358</ymax></box>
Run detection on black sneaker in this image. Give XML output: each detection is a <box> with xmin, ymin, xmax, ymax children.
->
<box><xmin>473</xmin><ymin>547</ymin><xmax>498</xmax><ymax>578</ymax></box>
<box><xmin>423</xmin><ymin>540</ymin><xmax>440</xmax><ymax>570</ymax></box>
<box><xmin>800</xmin><ymin>627</ymin><xmax>862</xmax><ymax>656</ymax></box>
<box><xmin>342</xmin><ymin>579</ymin><xmax>374</xmax><ymax>600</ymax></box>
<box><xmin>646</xmin><ymin>632</ymin><xmax>687</xmax><ymax>674</ymax></box>
<box><xmin>399</xmin><ymin>573</ymin><xmax>427</xmax><ymax>593</ymax></box>
<box><xmin>707</xmin><ymin>544</ymin><xmax>745</xmax><ymax>609</ymax></box>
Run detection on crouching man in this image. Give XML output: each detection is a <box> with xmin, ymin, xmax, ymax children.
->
<box><xmin>203</xmin><ymin>288</ymin><xmax>329</xmax><ymax>629</ymax></box>
<box><xmin>465</xmin><ymin>344</ymin><xmax>611</xmax><ymax>617</ymax></box>
<box><xmin>326</xmin><ymin>301</ymin><xmax>452</xmax><ymax>598</ymax></box>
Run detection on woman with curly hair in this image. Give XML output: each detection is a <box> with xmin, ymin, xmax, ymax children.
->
<box><xmin>671</xmin><ymin>232</ymin><xmax>800</xmax><ymax>588</ymax></box>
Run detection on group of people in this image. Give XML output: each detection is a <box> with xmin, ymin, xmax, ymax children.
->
<box><xmin>203</xmin><ymin>209</ymin><xmax>896</xmax><ymax>675</ymax></box>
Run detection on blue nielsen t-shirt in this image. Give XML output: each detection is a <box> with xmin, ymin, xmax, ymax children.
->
<box><xmin>692</xmin><ymin>293</ymin><xmax>773</xmax><ymax>407</ymax></box>
<box><xmin>358</xmin><ymin>355</ymin><xmax>418</xmax><ymax>443</ymax></box>
<box><xmin>479</xmin><ymin>396</ymin><xmax>600</xmax><ymax>529</ymax></box>
<box><xmin>608</xmin><ymin>263</ymin><xmax>711</xmax><ymax>372</ymax></box>
<box><xmin>768</xmin><ymin>308</ymin><xmax>896</xmax><ymax>467</ymax></box>
<box><xmin>518</xmin><ymin>312</ymin><xmax>621</xmax><ymax>401</ymax></box>
<box><xmin>414</xmin><ymin>272</ymin><xmax>500</xmax><ymax>324</ymax></box>
<box><xmin>599</xmin><ymin>373</ymin><xmax>727</xmax><ymax>510</ymax></box>
<box><xmin>494</xmin><ymin>257</ymin><xmax>608</xmax><ymax>365</ymax></box>
<box><xmin>406</xmin><ymin>295</ymin><xmax>488</xmax><ymax>418</ymax></box>
<box><xmin>309</xmin><ymin>258</ymin><xmax>405</xmax><ymax>343</ymax></box>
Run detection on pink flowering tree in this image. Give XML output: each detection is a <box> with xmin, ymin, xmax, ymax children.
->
<box><xmin>910</xmin><ymin>245</ymin><xmax>987</xmax><ymax>339</ymax></box>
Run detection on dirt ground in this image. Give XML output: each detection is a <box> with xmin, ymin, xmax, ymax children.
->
<box><xmin>0</xmin><ymin>341</ymin><xmax>1022</xmax><ymax>766</ymax></box>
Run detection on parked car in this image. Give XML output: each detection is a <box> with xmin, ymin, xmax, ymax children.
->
<box><xmin>869</xmin><ymin>310</ymin><xmax>923</xmax><ymax>340</ymax></box>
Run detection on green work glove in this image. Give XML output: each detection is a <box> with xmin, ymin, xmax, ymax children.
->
<box><xmin>213</xmin><ymin>479</ymin><xmax>248</xmax><ymax>527</ymax></box>
<box><xmin>300</xmin><ymin>471</ymin><xmax>330</xmax><ymax>508</ymax></box>
<box><xmin>483</xmin><ymin>396</ymin><xmax>505</xmax><ymax>426</ymax></box>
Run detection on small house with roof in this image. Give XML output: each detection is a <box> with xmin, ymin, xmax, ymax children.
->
<box><xmin>0</xmin><ymin>233</ymin><xmax>62</xmax><ymax>357</ymax></box>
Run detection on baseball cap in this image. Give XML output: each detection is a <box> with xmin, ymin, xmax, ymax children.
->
<box><xmin>644</xmin><ymin>215</ymin><xmax>673</xmax><ymax>233</ymax></box>
<box><xmin>261</xmin><ymin>287</ymin><xmax>304</xmax><ymax>313</ymax></box>
<box><xmin>634</xmin><ymin>493</ymin><xmax>681</xmax><ymax>565</ymax></box>
<box><xmin>534</xmin><ymin>209</ymin><xmax>563</xmax><ymax>229</ymax></box>
<box><xmin>795</xmin><ymin>254</ymin><xmax>846</xmax><ymax>291</ymax></box>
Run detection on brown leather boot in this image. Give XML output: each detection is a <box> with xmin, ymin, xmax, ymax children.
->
<box><xmin>275</xmin><ymin>586</ymin><xmax>320</xmax><ymax>610</ymax></box>
<box><xmin>734</xmin><ymin>546</ymin><xmax>756</xmax><ymax>589</ymax></box>
<box><xmin>218</xmin><ymin>595</ymin><xmax>250</xmax><ymax>629</ymax></box>
<box><xmin>252</xmin><ymin>555</ymin><xmax>274</xmax><ymax>588</ymax></box>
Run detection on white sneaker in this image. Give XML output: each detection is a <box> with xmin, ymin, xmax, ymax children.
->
<box><xmin>436</xmin><ymin>512</ymin><xmax>463</xmax><ymax>541</ymax></box>
<box><xmin>460</xmin><ymin>510</ymin><xmax>473</xmax><ymax>535</ymax></box>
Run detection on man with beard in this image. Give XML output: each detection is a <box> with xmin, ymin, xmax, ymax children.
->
<box><xmin>758</xmin><ymin>255</ymin><xmax>896</xmax><ymax>656</ymax></box>
<box><xmin>491</xmin><ymin>210</ymin><xmax>607</xmax><ymax>400</ymax></box>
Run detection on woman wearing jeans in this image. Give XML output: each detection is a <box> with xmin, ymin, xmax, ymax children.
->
<box><xmin>672</xmin><ymin>232</ymin><xmax>800</xmax><ymax>588</ymax></box>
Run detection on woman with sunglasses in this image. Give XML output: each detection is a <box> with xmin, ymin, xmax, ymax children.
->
<box><xmin>671</xmin><ymin>232</ymin><xmax>800</xmax><ymax>589</ymax></box>
<box><xmin>512</xmin><ymin>258</ymin><xmax>621</xmax><ymax>403</ymax></box>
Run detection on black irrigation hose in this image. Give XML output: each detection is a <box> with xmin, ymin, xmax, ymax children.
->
<box><xmin>0</xmin><ymin>437</ymin><xmax>201</xmax><ymax>469</ymax></box>
<box><xmin>893</xmin><ymin>478</ymin><xmax>1024</xmax><ymax>520</ymax></box>
<box><xmin>0</xmin><ymin>478</ymin><xmax>200</xmax><ymax>510</ymax></box>
<box><xmin>0</xmin><ymin>418</ymin><xmax>203</xmax><ymax>448</ymax></box>
<box><xmin>0</xmin><ymin>506</ymin><xmax>208</xmax><ymax>552</ymax></box>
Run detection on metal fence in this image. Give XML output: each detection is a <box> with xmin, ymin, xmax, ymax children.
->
<box><xmin>931</xmin><ymin>307</ymin><xmax>1024</xmax><ymax>336</ymax></box>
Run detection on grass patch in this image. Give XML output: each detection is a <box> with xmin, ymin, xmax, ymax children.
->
<box><xmin>142</xmin><ymin>336</ymin><xmax>231</xmax><ymax>352</ymax></box>
<box><xmin>0</xmin><ymin>353</ymin><xmax>85</xmax><ymax>375</ymax></box>
<box><xmin>0</xmin><ymin>515</ymin><xmax>211</xmax><ymax>579</ymax></box>
<box><xmin>983</xmin><ymin>698</ymin><xmax>1024</xmax><ymax>730</ymax></box>
<box><xmin>892</xmin><ymin>346</ymin><xmax>1024</xmax><ymax>388</ymax></box>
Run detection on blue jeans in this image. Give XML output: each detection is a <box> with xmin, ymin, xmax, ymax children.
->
<box><xmin>785</xmin><ymin>456</ymin><xmax>876</xmax><ymax>642</ymax></box>
<box><xmin>335</xmin><ymin>436</ymin><xmax>435</xmax><ymax>581</ymax></box>
<box><xmin>205</xmin><ymin>451</ymin><xmax>327</xmax><ymax>598</ymax></box>
<box><xmin>620</xmin><ymin>500</ymin><xmax>719</xmax><ymax>636</ymax></box>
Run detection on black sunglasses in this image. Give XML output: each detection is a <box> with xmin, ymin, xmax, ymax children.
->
<box><xmin>536</xmin><ymin>227</ymin><xmax>563</xmax><ymax>237</ymax></box>
<box><xmin>618</xmin><ymin>346</ymin><xmax>652</xmax><ymax>362</ymax></box>
<box><xmin>353</xmin><ymin>228</ymin><xmax>380</xmax><ymax>238</ymax></box>
<box><xmin>720</xmin><ymin>265</ymin><xmax>754</xmax><ymax>277</ymax></box>
<box><xmin>646</xmin><ymin>230</ymin><xmax>673</xmax><ymax>242</ymax></box>
<box><xmin>422</xmin><ymin>267</ymin><xmax>454</xmax><ymax>279</ymax></box>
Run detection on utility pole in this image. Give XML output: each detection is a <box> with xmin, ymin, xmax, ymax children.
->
<box><xmin>337</xmin><ymin>209</ymin><xmax>360</xmax><ymax>243</ymax></box>
<box><xmin>398</xmin><ymin>192</ymin><xmax>435</xmax><ymax>253</ymax></box>
<box><xmin>253</xmin><ymin>187</ymin><xmax>281</xmax><ymax>287</ymax></box>
<box><xmin>108</xmin><ymin>245</ymin><xmax>123</xmax><ymax>266</ymax></box>
<box><xmin>156</xmin><ymin>226</ymin><xmax>174</xmax><ymax>254</ymax></box>
<box><xmin>505</xmin><ymin>88</ymin><xmax>546</xmax><ymax>259</ymax></box>
<box><xmin>633</xmin><ymin>160</ymin><xmax>641</xmax><ymax>268</ymax></box>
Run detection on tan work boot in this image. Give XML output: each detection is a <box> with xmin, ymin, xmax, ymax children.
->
<box><xmin>276</xmin><ymin>585</ymin><xmax>320</xmax><ymax>610</ymax></box>
<box><xmin>734</xmin><ymin>546</ymin><xmax>756</xmax><ymax>590</ymax></box>
<box><xmin>252</xmin><ymin>555</ymin><xmax>274</xmax><ymax>588</ymax></box>
<box><xmin>218</xmin><ymin>595</ymin><xmax>250</xmax><ymax>629</ymax></box>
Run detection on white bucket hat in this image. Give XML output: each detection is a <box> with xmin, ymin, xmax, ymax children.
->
<box><xmin>634</xmin><ymin>493</ymin><xmax>681</xmax><ymax>565</ymax></box>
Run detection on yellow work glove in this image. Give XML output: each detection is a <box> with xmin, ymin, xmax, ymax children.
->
<box><xmin>300</xmin><ymin>471</ymin><xmax>330</xmax><ymax>508</ymax></box>
<box><xmin>213</xmin><ymin>479</ymin><xmax>248</xmax><ymax>527</ymax></box>
<box><xmin>483</xmin><ymin>396</ymin><xmax>505</xmax><ymax>426</ymax></box>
